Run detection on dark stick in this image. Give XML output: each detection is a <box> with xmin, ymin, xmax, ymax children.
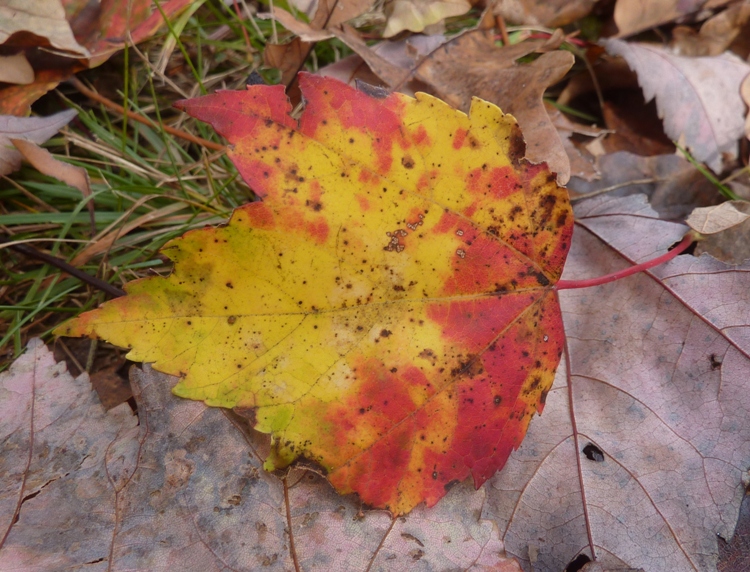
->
<box><xmin>2</xmin><ymin>237</ymin><xmax>125</xmax><ymax>298</ymax></box>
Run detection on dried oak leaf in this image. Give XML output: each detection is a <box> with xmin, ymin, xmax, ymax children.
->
<box><xmin>56</xmin><ymin>73</ymin><xmax>574</xmax><ymax>515</ymax></box>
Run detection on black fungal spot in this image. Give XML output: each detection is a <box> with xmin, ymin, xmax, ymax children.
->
<box><xmin>432</xmin><ymin>471</ymin><xmax>438</xmax><ymax>480</ymax></box>
<box><xmin>444</xmin><ymin>480</ymin><xmax>460</xmax><ymax>492</ymax></box>
<box><xmin>534</xmin><ymin>272</ymin><xmax>550</xmax><ymax>287</ymax></box>
<box><xmin>494</xmin><ymin>395</ymin><xmax>502</xmax><ymax>405</ymax></box>
<box><xmin>380</xmin><ymin>329</ymin><xmax>392</xmax><ymax>338</ymax></box>
<box><xmin>226</xmin><ymin>282</ymin><xmax>234</xmax><ymax>289</ymax></box>
<box><xmin>401</xmin><ymin>155</ymin><xmax>414</xmax><ymax>169</ymax></box>
<box><xmin>582</xmin><ymin>443</ymin><xmax>605</xmax><ymax>462</ymax></box>
<box><xmin>710</xmin><ymin>354</ymin><xmax>723</xmax><ymax>370</ymax></box>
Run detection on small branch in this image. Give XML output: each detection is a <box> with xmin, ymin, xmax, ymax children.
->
<box><xmin>2</xmin><ymin>237</ymin><xmax>125</xmax><ymax>298</ymax></box>
<box><xmin>68</xmin><ymin>76</ymin><xmax>226</xmax><ymax>152</ymax></box>
<box><xmin>556</xmin><ymin>234</ymin><xmax>694</xmax><ymax>290</ymax></box>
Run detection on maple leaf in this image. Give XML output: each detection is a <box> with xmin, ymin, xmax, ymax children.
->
<box><xmin>55</xmin><ymin>73</ymin><xmax>574</xmax><ymax>515</ymax></box>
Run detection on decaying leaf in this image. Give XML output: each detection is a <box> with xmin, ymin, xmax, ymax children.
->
<box><xmin>11</xmin><ymin>138</ymin><xmax>91</xmax><ymax>198</ymax></box>
<box><xmin>0</xmin><ymin>338</ymin><xmax>138</xmax><ymax>569</ymax></box>
<box><xmin>0</xmin><ymin>109</ymin><xmax>77</xmax><ymax>176</ymax></box>
<box><xmin>0</xmin><ymin>340</ymin><xmax>523</xmax><ymax>571</ymax></box>
<box><xmin>0</xmin><ymin>53</ymin><xmax>34</xmax><ymax>85</ymax></box>
<box><xmin>56</xmin><ymin>73</ymin><xmax>573</xmax><ymax>515</ymax></box>
<box><xmin>493</xmin><ymin>0</ymin><xmax>598</xmax><ymax>27</ymax></box>
<box><xmin>259</xmin><ymin>0</ymin><xmax>375</xmax><ymax>42</ymax></box>
<box><xmin>686</xmin><ymin>201</ymin><xmax>750</xmax><ymax>235</ymax></box>
<box><xmin>567</xmin><ymin>151</ymin><xmax>721</xmax><ymax>220</ymax></box>
<box><xmin>486</xmin><ymin>193</ymin><xmax>750</xmax><ymax>571</ymax></box>
<box><xmin>0</xmin><ymin>0</ymin><xmax>88</xmax><ymax>56</ymax></box>
<box><xmin>383</xmin><ymin>0</ymin><xmax>472</xmax><ymax>37</ymax></box>
<box><xmin>0</xmin><ymin>0</ymin><xmax>193</xmax><ymax>115</ymax></box>
<box><xmin>613</xmin><ymin>0</ymin><xmax>733</xmax><ymax>37</ymax></box>
<box><xmin>604</xmin><ymin>39</ymin><xmax>750</xmax><ymax>173</ymax></box>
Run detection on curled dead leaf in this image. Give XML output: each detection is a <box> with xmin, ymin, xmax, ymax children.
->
<box><xmin>686</xmin><ymin>201</ymin><xmax>750</xmax><ymax>235</ymax></box>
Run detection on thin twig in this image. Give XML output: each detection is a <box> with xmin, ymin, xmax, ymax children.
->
<box><xmin>68</xmin><ymin>76</ymin><xmax>226</xmax><ymax>152</ymax></box>
<box><xmin>2</xmin><ymin>236</ymin><xmax>125</xmax><ymax>298</ymax></box>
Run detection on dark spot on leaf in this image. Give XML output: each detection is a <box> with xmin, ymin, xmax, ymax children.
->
<box><xmin>401</xmin><ymin>155</ymin><xmax>414</xmax><ymax>169</ymax></box>
<box><xmin>494</xmin><ymin>395</ymin><xmax>501</xmax><ymax>405</ymax></box>
<box><xmin>380</xmin><ymin>329</ymin><xmax>392</xmax><ymax>338</ymax></box>
<box><xmin>228</xmin><ymin>316</ymin><xmax>237</xmax><ymax>325</ymax></box>
<box><xmin>583</xmin><ymin>443</ymin><xmax>604</xmax><ymax>462</ymax></box>
<box><xmin>226</xmin><ymin>282</ymin><xmax>234</xmax><ymax>289</ymax></box>
<box><xmin>451</xmin><ymin>354</ymin><xmax>483</xmax><ymax>379</ymax></box>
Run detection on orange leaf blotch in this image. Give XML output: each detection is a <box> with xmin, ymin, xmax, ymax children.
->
<box><xmin>412</xmin><ymin>124</ymin><xmax>431</xmax><ymax>147</ymax></box>
<box><xmin>242</xmin><ymin>202</ymin><xmax>275</xmax><ymax>229</ymax></box>
<box><xmin>306</xmin><ymin>217</ymin><xmax>330</xmax><ymax>244</ymax></box>
<box><xmin>452</xmin><ymin>127</ymin><xmax>468</xmax><ymax>150</ymax></box>
<box><xmin>465</xmin><ymin>166</ymin><xmax>521</xmax><ymax>201</ymax></box>
<box><xmin>355</xmin><ymin>194</ymin><xmax>370</xmax><ymax>211</ymax></box>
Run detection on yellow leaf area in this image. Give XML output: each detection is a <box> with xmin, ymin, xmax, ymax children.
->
<box><xmin>56</xmin><ymin>74</ymin><xmax>573</xmax><ymax>515</ymax></box>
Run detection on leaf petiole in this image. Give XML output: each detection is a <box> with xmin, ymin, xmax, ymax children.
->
<box><xmin>555</xmin><ymin>233</ymin><xmax>694</xmax><ymax>290</ymax></box>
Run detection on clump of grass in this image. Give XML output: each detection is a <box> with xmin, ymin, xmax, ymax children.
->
<box><xmin>0</xmin><ymin>0</ymin><xmax>353</xmax><ymax>370</ymax></box>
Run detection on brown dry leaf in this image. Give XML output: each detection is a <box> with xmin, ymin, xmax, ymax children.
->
<box><xmin>493</xmin><ymin>0</ymin><xmax>598</xmax><ymax>27</ymax></box>
<box><xmin>11</xmin><ymin>137</ymin><xmax>95</xmax><ymax>231</ymax></box>
<box><xmin>259</xmin><ymin>0</ymin><xmax>374</xmax><ymax>42</ymax></box>
<box><xmin>331</xmin><ymin>26</ymin><xmax>447</xmax><ymax>89</ymax></box>
<box><xmin>567</xmin><ymin>151</ymin><xmax>721</xmax><ymax>219</ymax></box>
<box><xmin>604</xmin><ymin>39</ymin><xmax>750</xmax><ymax>173</ymax></box>
<box><xmin>0</xmin><ymin>109</ymin><xmax>77</xmax><ymax>176</ymax></box>
<box><xmin>0</xmin><ymin>0</ymin><xmax>88</xmax><ymax>56</ymax></box>
<box><xmin>264</xmin><ymin>37</ymin><xmax>313</xmax><ymax>87</ymax></box>
<box><xmin>671</xmin><ymin>0</ymin><xmax>750</xmax><ymax>56</ymax></box>
<box><xmin>0</xmin><ymin>53</ymin><xmax>34</xmax><ymax>84</ymax></box>
<box><xmin>544</xmin><ymin>101</ymin><xmax>603</xmax><ymax>181</ymax></box>
<box><xmin>317</xmin><ymin>53</ymin><xmax>384</xmax><ymax>87</ymax></box>
<box><xmin>89</xmin><ymin>364</ymin><xmax>133</xmax><ymax>410</ymax></box>
<box><xmin>412</xmin><ymin>30</ymin><xmax>575</xmax><ymax>183</ymax></box>
<box><xmin>0</xmin><ymin>341</ymin><xmax>522</xmax><ymax>571</ymax></box>
<box><xmin>693</xmin><ymin>202</ymin><xmax>750</xmax><ymax>264</ymax></box>
<box><xmin>613</xmin><ymin>0</ymin><xmax>733</xmax><ymax>37</ymax></box>
<box><xmin>11</xmin><ymin>138</ymin><xmax>90</xmax><ymax>198</ymax></box>
<box><xmin>686</xmin><ymin>201</ymin><xmax>750</xmax><ymax>235</ymax></box>
<box><xmin>382</xmin><ymin>0</ymin><xmax>472</xmax><ymax>37</ymax></box>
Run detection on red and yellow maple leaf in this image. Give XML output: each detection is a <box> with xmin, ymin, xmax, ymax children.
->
<box><xmin>56</xmin><ymin>73</ymin><xmax>573</xmax><ymax>514</ymax></box>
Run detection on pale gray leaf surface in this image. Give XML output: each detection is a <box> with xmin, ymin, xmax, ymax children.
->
<box><xmin>0</xmin><ymin>344</ymin><xmax>520</xmax><ymax>571</ymax></box>
<box><xmin>0</xmin><ymin>337</ymin><xmax>137</xmax><ymax>571</ymax></box>
<box><xmin>484</xmin><ymin>194</ymin><xmax>750</xmax><ymax>572</ymax></box>
<box><xmin>603</xmin><ymin>40</ymin><xmax>750</xmax><ymax>173</ymax></box>
<box><xmin>0</xmin><ymin>109</ymin><xmax>77</xmax><ymax>176</ymax></box>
